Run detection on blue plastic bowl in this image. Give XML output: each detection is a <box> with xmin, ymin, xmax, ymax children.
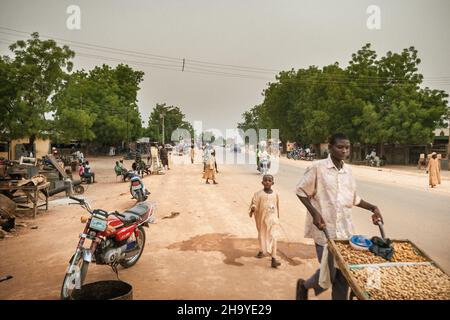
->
<box><xmin>350</xmin><ymin>235</ymin><xmax>373</xmax><ymax>251</ymax></box>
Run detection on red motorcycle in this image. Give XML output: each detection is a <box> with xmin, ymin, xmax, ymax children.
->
<box><xmin>60</xmin><ymin>196</ymin><xmax>155</xmax><ymax>300</ymax></box>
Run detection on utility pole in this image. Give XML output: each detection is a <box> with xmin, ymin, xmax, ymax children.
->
<box><xmin>447</xmin><ymin>112</ymin><xmax>450</xmax><ymax>170</ymax></box>
<box><xmin>126</xmin><ymin>105</ymin><xmax>129</xmax><ymax>151</ymax></box>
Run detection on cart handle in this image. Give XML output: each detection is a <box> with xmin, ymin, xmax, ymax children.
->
<box><xmin>377</xmin><ymin>221</ymin><xmax>386</xmax><ymax>239</ymax></box>
<box><xmin>323</xmin><ymin>228</ymin><xmax>330</xmax><ymax>241</ymax></box>
<box><xmin>322</xmin><ymin>222</ymin><xmax>385</xmax><ymax>241</ymax></box>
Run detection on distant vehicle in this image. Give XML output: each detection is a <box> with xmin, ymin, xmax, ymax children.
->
<box><xmin>259</xmin><ymin>157</ymin><xmax>270</xmax><ymax>175</ymax></box>
<box><xmin>164</xmin><ymin>144</ymin><xmax>174</xmax><ymax>152</ymax></box>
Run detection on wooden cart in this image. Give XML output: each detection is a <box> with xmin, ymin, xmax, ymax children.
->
<box><xmin>324</xmin><ymin>224</ymin><xmax>450</xmax><ymax>300</ymax></box>
<box><xmin>0</xmin><ymin>182</ymin><xmax>50</xmax><ymax>218</ymax></box>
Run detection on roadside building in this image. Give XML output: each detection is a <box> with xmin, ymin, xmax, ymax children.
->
<box><xmin>0</xmin><ymin>138</ymin><xmax>51</xmax><ymax>160</ymax></box>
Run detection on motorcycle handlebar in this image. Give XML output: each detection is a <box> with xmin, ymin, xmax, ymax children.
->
<box><xmin>114</xmin><ymin>211</ymin><xmax>126</xmax><ymax>218</ymax></box>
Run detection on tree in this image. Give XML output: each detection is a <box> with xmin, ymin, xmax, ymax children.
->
<box><xmin>0</xmin><ymin>56</ymin><xmax>17</xmax><ymax>141</ymax></box>
<box><xmin>237</xmin><ymin>105</ymin><xmax>262</xmax><ymax>132</ymax></box>
<box><xmin>238</xmin><ymin>44</ymin><xmax>449</xmax><ymax>155</ymax></box>
<box><xmin>52</xmin><ymin>71</ymin><xmax>96</xmax><ymax>142</ymax></box>
<box><xmin>53</xmin><ymin>64</ymin><xmax>145</xmax><ymax>146</ymax></box>
<box><xmin>146</xmin><ymin>103</ymin><xmax>193</xmax><ymax>143</ymax></box>
<box><xmin>374</xmin><ymin>47</ymin><xmax>448</xmax><ymax>146</ymax></box>
<box><xmin>2</xmin><ymin>33</ymin><xmax>75</xmax><ymax>150</ymax></box>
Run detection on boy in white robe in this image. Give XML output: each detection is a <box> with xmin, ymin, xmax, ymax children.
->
<box><xmin>249</xmin><ymin>174</ymin><xmax>281</xmax><ymax>268</ymax></box>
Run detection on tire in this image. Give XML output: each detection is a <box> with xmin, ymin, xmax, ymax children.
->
<box><xmin>136</xmin><ymin>189</ymin><xmax>144</xmax><ymax>202</ymax></box>
<box><xmin>74</xmin><ymin>185</ymin><xmax>84</xmax><ymax>195</ymax></box>
<box><xmin>60</xmin><ymin>253</ymin><xmax>89</xmax><ymax>300</ymax></box>
<box><xmin>120</xmin><ymin>227</ymin><xmax>146</xmax><ymax>268</ymax></box>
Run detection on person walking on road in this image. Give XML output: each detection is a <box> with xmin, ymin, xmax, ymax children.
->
<box><xmin>295</xmin><ymin>133</ymin><xmax>383</xmax><ymax>300</ymax></box>
<box><xmin>202</xmin><ymin>149</ymin><xmax>218</xmax><ymax>184</ymax></box>
<box><xmin>427</xmin><ymin>152</ymin><xmax>441</xmax><ymax>188</ymax></box>
<box><xmin>249</xmin><ymin>174</ymin><xmax>281</xmax><ymax>268</ymax></box>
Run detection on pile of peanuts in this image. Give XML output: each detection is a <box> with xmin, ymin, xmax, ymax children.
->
<box><xmin>350</xmin><ymin>265</ymin><xmax>450</xmax><ymax>300</ymax></box>
<box><xmin>336</xmin><ymin>241</ymin><xmax>428</xmax><ymax>265</ymax></box>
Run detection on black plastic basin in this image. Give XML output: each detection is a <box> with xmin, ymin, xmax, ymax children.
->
<box><xmin>71</xmin><ymin>280</ymin><xmax>133</xmax><ymax>300</ymax></box>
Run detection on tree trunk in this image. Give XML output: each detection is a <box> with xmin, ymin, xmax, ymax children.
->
<box><xmin>379</xmin><ymin>142</ymin><xmax>385</xmax><ymax>157</ymax></box>
<box><xmin>350</xmin><ymin>143</ymin><xmax>354</xmax><ymax>163</ymax></box>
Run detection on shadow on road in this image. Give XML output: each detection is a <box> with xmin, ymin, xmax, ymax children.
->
<box><xmin>167</xmin><ymin>233</ymin><xmax>316</xmax><ymax>266</ymax></box>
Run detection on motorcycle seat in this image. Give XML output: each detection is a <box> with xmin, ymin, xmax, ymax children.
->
<box><xmin>124</xmin><ymin>202</ymin><xmax>149</xmax><ymax>216</ymax></box>
<box><xmin>120</xmin><ymin>213</ymin><xmax>138</xmax><ymax>225</ymax></box>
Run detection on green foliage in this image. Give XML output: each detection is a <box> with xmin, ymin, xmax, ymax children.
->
<box><xmin>1</xmin><ymin>33</ymin><xmax>145</xmax><ymax>147</ymax></box>
<box><xmin>53</xmin><ymin>64</ymin><xmax>144</xmax><ymax>145</ymax></box>
<box><xmin>145</xmin><ymin>103</ymin><xmax>193</xmax><ymax>143</ymax></box>
<box><xmin>0</xmin><ymin>33</ymin><xmax>74</xmax><ymax>144</ymax></box>
<box><xmin>238</xmin><ymin>44</ymin><xmax>449</xmax><ymax>147</ymax></box>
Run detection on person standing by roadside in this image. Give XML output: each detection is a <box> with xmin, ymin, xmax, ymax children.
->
<box><xmin>295</xmin><ymin>133</ymin><xmax>383</xmax><ymax>300</ymax></box>
<box><xmin>159</xmin><ymin>144</ymin><xmax>170</xmax><ymax>170</ymax></box>
<box><xmin>190</xmin><ymin>144</ymin><xmax>195</xmax><ymax>164</ymax></box>
<box><xmin>427</xmin><ymin>152</ymin><xmax>441</xmax><ymax>188</ymax></box>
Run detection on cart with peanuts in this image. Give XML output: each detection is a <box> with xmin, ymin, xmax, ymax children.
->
<box><xmin>324</xmin><ymin>222</ymin><xmax>450</xmax><ymax>300</ymax></box>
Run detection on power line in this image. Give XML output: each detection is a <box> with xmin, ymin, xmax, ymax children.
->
<box><xmin>0</xmin><ymin>26</ymin><xmax>280</xmax><ymax>74</ymax></box>
<box><xmin>1</xmin><ymin>31</ymin><xmax>450</xmax><ymax>86</ymax></box>
<box><xmin>3</xmin><ymin>34</ymin><xmax>449</xmax><ymax>86</ymax></box>
<box><xmin>0</xmin><ymin>37</ymin><xmax>273</xmax><ymax>81</ymax></box>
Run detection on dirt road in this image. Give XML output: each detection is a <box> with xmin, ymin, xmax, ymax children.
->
<box><xmin>0</xmin><ymin>154</ymin><xmax>321</xmax><ymax>300</ymax></box>
<box><xmin>2</xmin><ymin>151</ymin><xmax>448</xmax><ymax>299</ymax></box>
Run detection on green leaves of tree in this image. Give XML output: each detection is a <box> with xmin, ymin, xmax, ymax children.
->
<box><xmin>146</xmin><ymin>103</ymin><xmax>193</xmax><ymax>143</ymax></box>
<box><xmin>1</xmin><ymin>33</ymin><xmax>75</xmax><ymax>143</ymax></box>
<box><xmin>1</xmin><ymin>33</ymin><xmax>145</xmax><ymax>146</ymax></box>
<box><xmin>239</xmin><ymin>44</ymin><xmax>448</xmax><ymax>146</ymax></box>
<box><xmin>53</xmin><ymin>64</ymin><xmax>144</xmax><ymax>144</ymax></box>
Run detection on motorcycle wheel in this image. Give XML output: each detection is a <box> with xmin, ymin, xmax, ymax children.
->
<box><xmin>74</xmin><ymin>185</ymin><xmax>84</xmax><ymax>195</ymax></box>
<box><xmin>136</xmin><ymin>189</ymin><xmax>144</xmax><ymax>202</ymax></box>
<box><xmin>120</xmin><ymin>227</ymin><xmax>146</xmax><ymax>268</ymax></box>
<box><xmin>60</xmin><ymin>253</ymin><xmax>89</xmax><ymax>300</ymax></box>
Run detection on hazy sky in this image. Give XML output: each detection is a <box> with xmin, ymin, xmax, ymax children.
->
<box><xmin>1</xmin><ymin>0</ymin><xmax>449</xmax><ymax>134</ymax></box>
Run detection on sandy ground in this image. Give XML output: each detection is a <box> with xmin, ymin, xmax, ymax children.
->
<box><xmin>0</xmin><ymin>153</ymin><xmax>322</xmax><ymax>300</ymax></box>
<box><xmin>1</xmin><ymin>151</ymin><xmax>448</xmax><ymax>300</ymax></box>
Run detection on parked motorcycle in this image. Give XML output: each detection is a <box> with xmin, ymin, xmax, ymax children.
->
<box><xmin>129</xmin><ymin>173</ymin><xmax>149</xmax><ymax>202</ymax></box>
<box><xmin>60</xmin><ymin>196</ymin><xmax>155</xmax><ymax>300</ymax></box>
<box><xmin>305</xmin><ymin>152</ymin><xmax>315</xmax><ymax>161</ymax></box>
<box><xmin>259</xmin><ymin>157</ymin><xmax>270</xmax><ymax>175</ymax></box>
<box><xmin>122</xmin><ymin>169</ymin><xmax>135</xmax><ymax>182</ymax></box>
